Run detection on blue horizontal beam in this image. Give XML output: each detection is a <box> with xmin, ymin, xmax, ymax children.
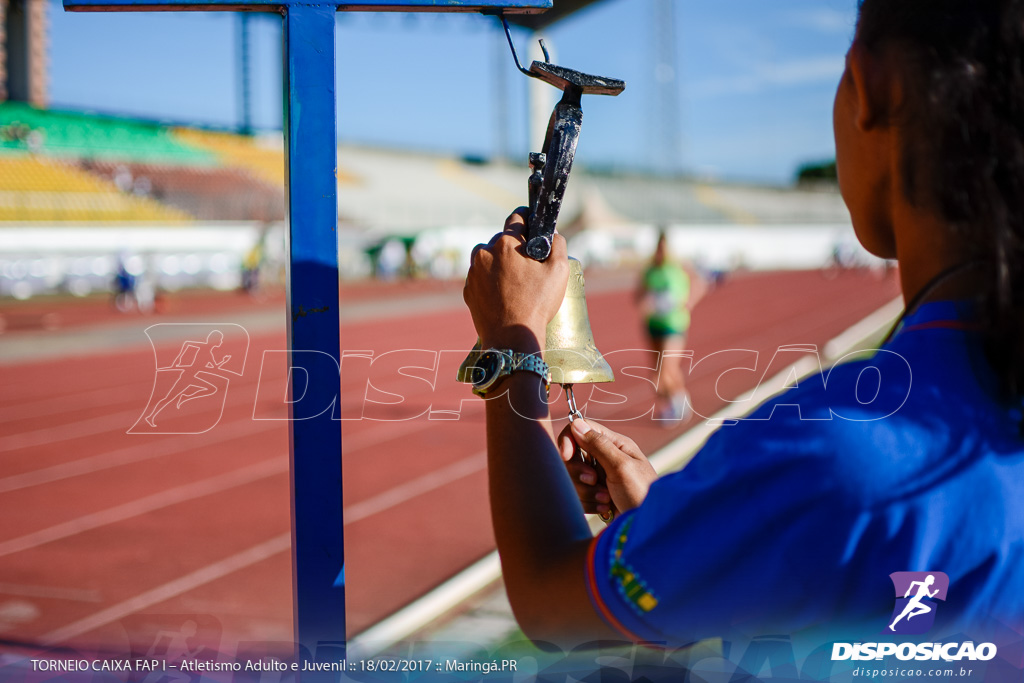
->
<box><xmin>64</xmin><ymin>0</ymin><xmax>549</xmax><ymax>12</ymax></box>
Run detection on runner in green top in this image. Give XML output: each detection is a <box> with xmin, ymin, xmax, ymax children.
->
<box><xmin>637</xmin><ymin>231</ymin><xmax>692</xmax><ymax>424</ymax></box>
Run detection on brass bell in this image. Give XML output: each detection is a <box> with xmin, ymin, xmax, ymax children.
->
<box><xmin>458</xmin><ymin>256</ymin><xmax>614</xmax><ymax>387</ymax></box>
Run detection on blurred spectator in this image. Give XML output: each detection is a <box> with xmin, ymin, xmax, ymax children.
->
<box><xmin>377</xmin><ymin>238</ymin><xmax>406</xmax><ymax>280</ymax></box>
<box><xmin>112</xmin><ymin>254</ymin><xmax>138</xmax><ymax>313</ymax></box>
<box><xmin>241</xmin><ymin>242</ymin><xmax>264</xmax><ymax>297</ymax></box>
<box><xmin>113</xmin><ymin>165</ymin><xmax>133</xmax><ymax>192</ymax></box>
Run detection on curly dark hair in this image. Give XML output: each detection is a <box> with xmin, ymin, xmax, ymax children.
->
<box><xmin>857</xmin><ymin>0</ymin><xmax>1024</xmax><ymax>411</ymax></box>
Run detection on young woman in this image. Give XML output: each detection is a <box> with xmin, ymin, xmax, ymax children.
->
<box><xmin>636</xmin><ymin>231</ymin><xmax>692</xmax><ymax>424</ymax></box>
<box><xmin>462</xmin><ymin>0</ymin><xmax>1023</xmax><ymax>648</ymax></box>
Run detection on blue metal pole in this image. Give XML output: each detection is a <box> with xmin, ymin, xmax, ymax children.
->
<box><xmin>283</xmin><ymin>4</ymin><xmax>345</xmax><ymax>660</ymax></box>
<box><xmin>237</xmin><ymin>12</ymin><xmax>253</xmax><ymax>135</ymax></box>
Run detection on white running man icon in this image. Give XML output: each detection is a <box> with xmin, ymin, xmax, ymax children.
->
<box><xmin>144</xmin><ymin>330</ymin><xmax>232</xmax><ymax>427</ymax></box>
<box><xmin>889</xmin><ymin>574</ymin><xmax>940</xmax><ymax>631</ymax></box>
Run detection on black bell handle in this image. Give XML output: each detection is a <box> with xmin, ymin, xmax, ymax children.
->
<box><xmin>526</xmin><ymin>91</ymin><xmax>582</xmax><ymax>261</ymax></box>
<box><xmin>523</xmin><ymin>62</ymin><xmax>625</xmax><ymax>262</ymax></box>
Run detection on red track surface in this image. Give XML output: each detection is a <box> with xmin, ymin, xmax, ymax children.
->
<box><xmin>0</xmin><ymin>268</ymin><xmax>899</xmax><ymax>657</ymax></box>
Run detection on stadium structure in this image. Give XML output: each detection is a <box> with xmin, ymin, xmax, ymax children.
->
<box><xmin>0</xmin><ymin>0</ymin><xmax>870</xmax><ymax>308</ymax></box>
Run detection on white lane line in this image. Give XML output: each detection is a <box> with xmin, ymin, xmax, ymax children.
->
<box><xmin>343</xmin><ymin>415</ymin><xmax>476</xmax><ymax>459</ymax></box>
<box><xmin>0</xmin><ymin>582</ymin><xmax>103</xmax><ymax>603</ymax></box>
<box><xmin>3</xmin><ymin>332</ymin><xmax>495</xmax><ymax>455</ymax></box>
<box><xmin>38</xmin><ymin>451</ymin><xmax>487</xmax><ymax>646</ymax></box>
<box><xmin>824</xmin><ymin>296</ymin><xmax>903</xmax><ymax>358</ymax></box>
<box><xmin>40</xmin><ymin>533</ymin><xmax>292</xmax><ymax>646</ymax></box>
<box><xmin>0</xmin><ymin>380</ymin><xmax>154</xmax><ymax>425</ymax></box>
<box><xmin>0</xmin><ymin>407</ymin><xmax>152</xmax><ymax>452</ymax></box>
<box><xmin>0</xmin><ymin>458</ymin><xmax>287</xmax><ymax>558</ymax></box>
<box><xmin>0</xmin><ymin>410</ymin><xmax>459</xmax><ymax>494</ymax></box>
<box><xmin>1</xmin><ymin>374</ymin><xmax>263</xmax><ymax>453</ymax></box>
<box><xmin>0</xmin><ymin>419</ymin><xmax>281</xmax><ymax>494</ymax></box>
<box><xmin>344</xmin><ymin>453</ymin><xmax>485</xmax><ymax>524</ymax></box>
<box><xmin>0</xmin><ymin>369</ymin><xmax>267</xmax><ymax>453</ymax></box>
<box><xmin>349</xmin><ymin>553</ymin><xmax>501</xmax><ymax>659</ymax></box>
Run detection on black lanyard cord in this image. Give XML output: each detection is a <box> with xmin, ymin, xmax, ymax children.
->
<box><xmin>880</xmin><ymin>260</ymin><xmax>986</xmax><ymax>346</ymax></box>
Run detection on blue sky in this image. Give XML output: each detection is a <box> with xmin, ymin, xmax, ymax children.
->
<box><xmin>49</xmin><ymin>0</ymin><xmax>857</xmax><ymax>183</ymax></box>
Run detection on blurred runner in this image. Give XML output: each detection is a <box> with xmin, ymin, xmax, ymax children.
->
<box><xmin>636</xmin><ymin>231</ymin><xmax>691</xmax><ymax>424</ymax></box>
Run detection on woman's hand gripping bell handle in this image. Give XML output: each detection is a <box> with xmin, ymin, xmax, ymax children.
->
<box><xmin>557</xmin><ymin>418</ymin><xmax>659</xmax><ymax>518</ymax></box>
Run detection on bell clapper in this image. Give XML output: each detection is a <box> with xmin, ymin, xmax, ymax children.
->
<box><xmin>565</xmin><ymin>383</ymin><xmax>582</xmax><ymax>423</ymax></box>
<box><xmin>564</xmin><ymin>384</ymin><xmax>614</xmax><ymax>524</ymax></box>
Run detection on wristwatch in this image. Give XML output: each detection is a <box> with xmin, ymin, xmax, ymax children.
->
<box><xmin>465</xmin><ymin>349</ymin><xmax>550</xmax><ymax>397</ymax></box>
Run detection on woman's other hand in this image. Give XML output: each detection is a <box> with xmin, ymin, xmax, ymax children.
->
<box><xmin>557</xmin><ymin>418</ymin><xmax>659</xmax><ymax>515</ymax></box>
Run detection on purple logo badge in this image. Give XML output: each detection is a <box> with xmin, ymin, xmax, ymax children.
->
<box><xmin>885</xmin><ymin>571</ymin><xmax>949</xmax><ymax>635</ymax></box>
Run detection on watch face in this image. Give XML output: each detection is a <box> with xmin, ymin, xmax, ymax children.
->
<box><xmin>472</xmin><ymin>350</ymin><xmax>507</xmax><ymax>390</ymax></box>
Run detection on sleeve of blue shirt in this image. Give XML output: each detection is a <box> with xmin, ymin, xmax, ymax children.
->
<box><xmin>585</xmin><ymin>352</ymin><xmax>933</xmax><ymax>645</ymax></box>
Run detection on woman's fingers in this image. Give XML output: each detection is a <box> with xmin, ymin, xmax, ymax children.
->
<box><xmin>556</xmin><ymin>422</ymin><xmax>581</xmax><ymax>463</ymax></box>
<box><xmin>569</xmin><ymin>419</ymin><xmax>630</xmax><ymax>474</ymax></box>
<box><xmin>504</xmin><ymin>207</ymin><xmax>529</xmax><ymax>234</ymax></box>
<box><xmin>574</xmin><ymin>480</ymin><xmax>613</xmax><ymax>515</ymax></box>
<box><xmin>496</xmin><ymin>208</ymin><xmax>529</xmax><ymax>246</ymax></box>
<box><xmin>586</xmin><ymin>502</ymin><xmax>616</xmax><ymax>516</ymax></box>
<box><xmin>566</xmin><ymin>458</ymin><xmax>599</xmax><ymax>486</ymax></box>
<box><xmin>561</xmin><ymin>419</ymin><xmax>646</xmax><ymax>466</ymax></box>
<box><xmin>557</xmin><ymin>419</ymin><xmax>626</xmax><ymax>516</ymax></box>
<box><xmin>582</xmin><ymin>419</ymin><xmax>644</xmax><ymax>459</ymax></box>
<box><xmin>570</xmin><ymin>418</ymin><xmax>658</xmax><ymax>513</ymax></box>
<box><xmin>560</xmin><ymin>425</ymin><xmax>615</xmax><ymax>513</ymax></box>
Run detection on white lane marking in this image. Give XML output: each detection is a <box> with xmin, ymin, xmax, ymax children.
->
<box><xmin>0</xmin><ymin>599</ymin><xmax>40</xmax><ymax>625</ymax></box>
<box><xmin>344</xmin><ymin>453</ymin><xmax>485</xmax><ymax>524</ymax></box>
<box><xmin>824</xmin><ymin>296</ymin><xmax>903</xmax><ymax>359</ymax></box>
<box><xmin>40</xmin><ymin>533</ymin><xmax>291</xmax><ymax>646</ymax></box>
<box><xmin>0</xmin><ymin>582</ymin><xmax>102</xmax><ymax>603</ymax></box>
<box><xmin>343</xmin><ymin>415</ymin><xmax>477</xmax><ymax>459</ymax></box>
<box><xmin>0</xmin><ymin>380</ymin><xmax>153</xmax><ymax>425</ymax></box>
<box><xmin>0</xmin><ymin>458</ymin><xmax>287</xmax><ymax>558</ymax></box>
<box><xmin>0</xmin><ymin>340</ymin><xmax>460</xmax><ymax>453</ymax></box>
<box><xmin>38</xmin><ymin>452</ymin><xmax>486</xmax><ymax>645</ymax></box>
<box><xmin>0</xmin><ymin>419</ymin><xmax>280</xmax><ymax>494</ymax></box>
<box><xmin>0</xmin><ymin>409</ymin><xmax>456</xmax><ymax>494</ymax></box>
<box><xmin>350</xmin><ymin>552</ymin><xmax>500</xmax><ymax>659</ymax></box>
<box><xmin>0</xmin><ymin>407</ymin><xmax>154</xmax><ymax>452</ymax></box>
<box><xmin>0</xmin><ymin>367</ymin><xmax>267</xmax><ymax>453</ymax></box>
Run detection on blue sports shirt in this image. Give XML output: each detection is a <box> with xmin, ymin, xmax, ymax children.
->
<box><xmin>586</xmin><ymin>301</ymin><xmax>1024</xmax><ymax>644</ymax></box>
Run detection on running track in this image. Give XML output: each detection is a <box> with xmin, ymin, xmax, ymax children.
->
<box><xmin>0</xmin><ymin>268</ymin><xmax>900</xmax><ymax>657</ymax></box>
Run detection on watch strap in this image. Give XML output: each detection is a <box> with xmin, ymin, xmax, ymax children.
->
<box><xmin>510</xmin><ymin>352</ymin><xmax>550</xmax><ymax>382</ymax></box>
<box><xmin>472</xmin><ymin>349</ymin><xmax>550</xmax><ymax>396</ymax></box>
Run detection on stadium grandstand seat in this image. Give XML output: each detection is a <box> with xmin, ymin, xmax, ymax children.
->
<box><xmin>0</xmin><ymin>101</ymin><xmax>215</xmax><ymax>165</ymax></box>
<box><xmin>175</xmin><ymin>128</ymin><xmax>358</xmax><ymax>188</ymax></box>
<box><xmin>0</xmin><ymin>102</ymin><xmax>302</xmax><ymax>222</ymax></box>
<box><xmin>0</xmin><ymin>155</ymin><xmax>190</xmax><ymax>222</ymax></box>
<box><xmin>84</xmin><ymin>161</ymin><xmax>285</xmax><ymax>222</ymax></box>
<box><xmin>173</xmin><ymin>128</ymin><xmax>290</xmax><ymax>187</ymax></box>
